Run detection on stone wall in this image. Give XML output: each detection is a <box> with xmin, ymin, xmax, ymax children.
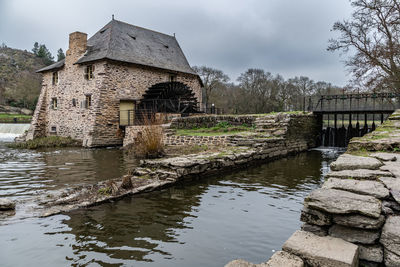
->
<box><xmin>123</xmin><ymin>113</ymin><xmax>319</xmax><ymax>148</ymax></box>
<box><xmin>169</xmin><ymin>115</ymin><xmax>256</xmax><ymax>129</ymax></box>
<box><xmin>164</xmin><ymin>134</ymin><xmax>230</xmax><ymax>146</ymax></box>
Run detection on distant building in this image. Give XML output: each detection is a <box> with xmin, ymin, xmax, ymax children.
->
<box><xmin>27</xmin><ymin>19</ymin><xmax>203</xmax><ymax>147</ymax></box>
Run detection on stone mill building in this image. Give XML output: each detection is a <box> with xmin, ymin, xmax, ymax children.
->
<box><xmin>27</xmin><ymin>19</ymin><xmax>203</xmax><ymax>147</ymax></box>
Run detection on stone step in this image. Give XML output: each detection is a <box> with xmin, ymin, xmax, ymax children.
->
<box><xmin>330</xmin><ymin>154</ymin><xmax>383</xmax><ymax>171</ymax></box>
<box><xmin>282</xmin><ymin>230</ymin><xmax>359</xmax><ymax>267</ymax></box>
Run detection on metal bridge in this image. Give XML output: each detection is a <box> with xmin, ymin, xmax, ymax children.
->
<box><xmin>311</xmin><ymin>92</ymin><xmax>400</xmax><ymax>147</ymax></box>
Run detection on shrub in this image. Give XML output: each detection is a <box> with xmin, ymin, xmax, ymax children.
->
<box><xmin>132</xmin><ymin>115</ymin><xmax>165</xmax><ymax>159</ymax></box>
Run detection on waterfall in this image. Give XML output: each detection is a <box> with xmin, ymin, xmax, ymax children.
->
<box><xmin>0</xmin><ymin>123</ymin><xmax>30</xmax><ymax>142</ymax></box>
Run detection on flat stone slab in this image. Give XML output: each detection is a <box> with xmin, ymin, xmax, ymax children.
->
<box><xmin>264</xmin><ymin>251</ymin><xmax>304</xmax><ymax>267</ymax></box>
<box><xmin>282</xmin><ymin>230</ymin><xmax>359</xmax><ymax>267</ymax></box>
<box><xmin>380</xmin><ymin>161</ymin><xmax>400</xmax><ymax>178</ymax></box>
<box><xmin>358</xmin><ymin>244</ymin><xmax>383</xmax><ymax>263</ymax></box>
<box><xmin>326</xmin><ymin>169</ymin><xmax>393</xmax><ymax>180</ymax></box>
<box><xmin>305</xmin><ymin>188</ymin><xmax>382</xmax><ymax>218</ymax></box>
<box><xmin>330</xmin><ymin>154</ymin><xmax>383</xmax><ymax>171</ymax></box>
<box><xmin>0</xmin><ymin>198</ymin><xmax>15</xmax><ymax>210</ymax></box>
<box><xmin>225</xmin><ymin>259</ymin><xmax>255</xmax><ymax>267</ymax></box>
<box><xmin>370</xmin><ymin>153</ymin><xmax>398</xmax><ymax>162</ymax></box>
<box><xmin>323</xmin><ymin>178</ymin><xmax>389</xmax><ymax>199</ymax></box>
<box><xmin>380</xmin><ymin>216</ymin><xmax>400</xmax><ymax>256</ymax></box>
<box><xmin>329</xmin><ymin>224</ymin><xmax>380</xmax><ymax>244</ymax></box>
<box><xmin>379</xmin><ymin>177</ymin><xmax>400</xmax><ymax>203</ymax></box>
<box><xmin>333</xmin><ymin>214</ymin><xmax>385</xmax><ymax>229</ymax></box>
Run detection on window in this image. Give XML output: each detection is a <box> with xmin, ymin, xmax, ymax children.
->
<box><xmin>51</xmin><ymin>98</ymin><xmax>58</xmax><ymax>109</ymax></box>
<box><xmin>84</xmin><ymin>65</ymin><xmax>94</xmax><ymax>80</ymax></box>
<box><xmin>51</xmin><ymin>126</ymin><xmax>57</xmax><ymax>132</ymax></box>
<box><xmin>72</xmin><ymin>98</ymin><xmax>76</xmax><ymax>107</ymax></box>
<box><xmin>85</xmin><ymin>95</ymin><xmax>92</xmax><ymax>108</ymax></box>
<box><xmin>52</xmin><ymin>71</ymin><xmax>58</xmax><ymax>85</ymax></box>
<box><xmin>169</xmin><ymin>74</ymin><xmax>176</xmax><ymax>82</ymax></box>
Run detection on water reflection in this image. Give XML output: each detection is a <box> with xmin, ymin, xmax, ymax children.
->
<box><xmin>0</xmin><ymin>149</ymin><xmax>342</xmax><ymax>267</ymax></box>
<box><xmin>55</xmin><ymin>150</ymin><xmax>339</xmax><ymax>266</ymax></box>
<box><xmin>0</xmin><ymin>143</ymin><xmax>137</xmax><ymax>220</ymax></box>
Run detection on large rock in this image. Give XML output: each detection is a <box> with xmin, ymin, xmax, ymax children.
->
<box><xmin>370</xmin><ymin>152</ymin><xmax>397</xmax><ymax>162</ymax></box>
<box><xmin>301</xmin><ymin>223</ymin><xmax>328</xmax><ymax>236</ymax></box>
<box><xmin>379</xmin><ymin>177</ymin><xmax>400</xmax><ymax>204</ymax></box>
<box><xmin>282</xmin><ymin>230</ymin><xmax>359</xmax><ymax>267</ymax></box>
<box><xmin>326</xmin><ymin>169</ymin><xmax>393</xmax><ymax>180</ymax></box>
<box><xmin>358</xmin><ymin>244</ymin><xmax>383</xmax><ymax>263</ymax></box>
<box><xmin>333</xmin><ymin>214</ymin><xmax>385</xmax><ymax>230</ymax></box>
<box><xmin>384</xmin><ymin>248</ymin><xmax>400</xmax><ymax>267</ymax></box>
<box><xmin>264</xmin><ymin>251</ymin><xmax>304</xmax><ymax>267</ymax></box>
<box><xmin>330</xmin><ymin>154</ymin><xmax>383</xmax><ymax>171</ymax></box>
<box><xmin>380</xmin><ymin>161</ymin><xmax>400</xmax><ymax>178</ymax></box>
<box><xmin>304</xmin><ymin>188</ymin><xmax>382</xmax><ymax>218</ymax></box>
<box><xmin>300</xmin><ymin>206</ymin><xmax>332</xmax><ymax>226</ymax></box>
<box><xmin>329</xmin><ymin>224</ymin><xmax>380</xmax><ymax>244</ymax></box>
<box><xmin>322</xmin><ymin>178</ymin><xmax>389</xmax><ymax>199</ymax></box>
<box><xmin>0</xmin><ymin>198</ymin><xmax>15</xmax><ymax>210</ymax></box>
<box><xmin>380</xmin><ymin>216</ymin><xmax>400</xmax><ymax>255</ymax></box>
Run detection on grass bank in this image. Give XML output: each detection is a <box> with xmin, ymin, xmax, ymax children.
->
<box><xmin>0</xmin><ymin>114</ymin><xmax>32</xmax><ymax>123</ymax></box>
<box><xmin>8</xmin><ymin>136</ymin><xmax>80</xmax><ymax>149</ymax></box>
<box><xmin>175</xmin><ymin>122</ymin><xmax>255</xmax><ymax>136</ymax></box>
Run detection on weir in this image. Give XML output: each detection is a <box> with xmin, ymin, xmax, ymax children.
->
<box><xmin>312</xmin><ymin>93</ymin><xmax>400</xmax><ymax>147</ymax></box>
<box><xmin>0</xmin><ymin>123</ymin><xmax>30</xmax><ymax>141</ymax></box>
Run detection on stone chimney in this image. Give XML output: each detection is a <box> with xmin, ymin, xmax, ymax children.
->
<box><xmin>66</xmin><ymin>31</ymin><xmax>87</xmax><ymax>63</ymax></box>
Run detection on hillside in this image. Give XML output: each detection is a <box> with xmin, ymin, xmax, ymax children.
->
<box><xmin>0</xmin><ymin>46</ymin><xmax>46</xmax><ymax>110</ymax></box>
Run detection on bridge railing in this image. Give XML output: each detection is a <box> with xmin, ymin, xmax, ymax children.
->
<box><xmin>311</xmin><ymin>93</ymin><xmax>400</xmax><ymax>113</ymax></box>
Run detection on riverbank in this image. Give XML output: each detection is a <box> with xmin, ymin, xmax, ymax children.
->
<box><xmin>13</xmin><ymin>112</ymin><xmax>319</xmax><ymax>217</ymax></box>
<box><xmin>227</xmin><ymin>110</ymin><xmax>400</xmax><ymax>266</ymax></box>
<box><xmin>0</xmin><ymin>114</ymin><xmax>32</xmax><ymax>123</ymax></box>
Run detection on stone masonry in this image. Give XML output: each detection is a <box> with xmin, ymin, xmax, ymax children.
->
<box><xmin>26</xmin><ymin>20</ymin><xmax>202</xmax><ymax>147</ymax></box>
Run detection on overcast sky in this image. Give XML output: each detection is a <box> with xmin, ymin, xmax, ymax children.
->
<box><xmin>0</xmin><ymin>0</ymin><xmax>353</xmax><ymax>86</ymax></box>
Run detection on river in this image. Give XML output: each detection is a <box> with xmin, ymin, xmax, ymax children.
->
<box><xmin>0</xmin><ymin>126</ymin><xmax>343</xmax><ymax>267</ymax></box>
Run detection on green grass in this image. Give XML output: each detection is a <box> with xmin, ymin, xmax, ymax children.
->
<box><xmin>176</xmin><ymin>122</ymin><xmax>254</xmax><ymax>136</ymax></box>
<box><xmin>7</xmin><ymin>136</ymin><xmax>80</xmax><ymax>149</ymax></box>
<box><xmin>0</xmin><ymin>114</ymin><xmax>32</xmax><ymax>123</ymax></box>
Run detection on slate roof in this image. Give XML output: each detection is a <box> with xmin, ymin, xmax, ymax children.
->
<box><xmin>38</xmin><ymin>20</ymin><xmax>197</xmax><ymax>76</ymax></box>
<box><xmin>36</xmin><ymin>59</ymin><xmax>65</xmax><ymax>73</ymax></box>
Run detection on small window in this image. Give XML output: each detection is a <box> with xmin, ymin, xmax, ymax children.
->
<box><xmin>72</xmin><ymin>98</ymin><xmax>76</xmax><ymax>107</ymax></box>
<box><xmin>84</xmin><ymin>65</ymin><xmax>94</xmax><ymax>80</ymax></box>
<box><xmin>85</xmin><ymin>95</ymin><xmax>92</xmax><ymax>108</ymax></box>
<box><xmin>52</xmin><ymin>71</ymin><xmax>58</xmax><ymax>85</ymax></box>
<box><xmin>51</xmin><ymin>126</ymin><xmax>57</xmax><ymax>132</ymax></box>
<box><xmin>169</xmin><ymin>74</ymin><xmax>176</xmax><ymax>82</ymax></box>
<box><xmin>51</xmin><ymin>98</ymin><xmax>58</xmax><ymax>109</ymax></box>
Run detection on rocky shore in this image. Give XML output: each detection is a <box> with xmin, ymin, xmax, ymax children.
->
<box><xmin>8</xmin><ymin>112</ymin><xmax>318</xmax><ymax>217</ymax></box>
<box><xmin>226</xmin><ymin>110</ymin><xmax>400</xmax><ymax>267</ymax></box>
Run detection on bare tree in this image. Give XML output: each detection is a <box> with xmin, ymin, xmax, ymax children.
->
<box><xmin>328</xmin><ymin>0</ymin><xmax>400</xmax><ymax>91</ymax></box>
<box><xmin>193</xmin><ymin>66</ymin><xmax>230</xmax><ymax>105</ymax></box>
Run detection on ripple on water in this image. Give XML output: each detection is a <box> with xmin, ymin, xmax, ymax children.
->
<box><xmin>0</xmin><ymin>148</ymin><xmax>343</xmax><ymax>267</ymax></box>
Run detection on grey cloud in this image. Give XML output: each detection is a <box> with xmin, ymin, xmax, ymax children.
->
<box><xmin>0</xmin><ymin>0</ymin><xmax>353</xmax><ymax>86</ymax></box>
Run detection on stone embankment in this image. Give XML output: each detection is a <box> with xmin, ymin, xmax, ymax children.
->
<box><xmin>226</xmin><ymin>110</ymin><xmax>400</xmax><ymax>267</ymax></box>
<box><xmin>26</xmin><ymin>112</ymin><xmax>319</xmax><ymax>217</ymax></box>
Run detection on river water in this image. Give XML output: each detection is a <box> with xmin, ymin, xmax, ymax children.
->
<box><xmin>0</xmin><ymin>128</ymin><xmax>343</xmax><ymax>267</ymax></box>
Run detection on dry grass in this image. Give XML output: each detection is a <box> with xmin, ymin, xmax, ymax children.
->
<box><xmin>132</xmin><ymin>115</ymin><xmax>165</xmax><ymax>159</ymax></box>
